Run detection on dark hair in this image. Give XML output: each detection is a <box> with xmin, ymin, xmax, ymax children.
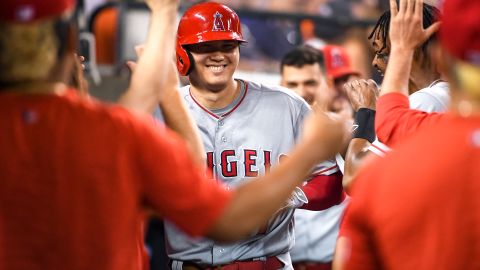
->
<box><xmin>368</xmin><ymin>3</ymin><xmax>440</xmax><ymax>55</ymax></box>
<box><xmin>280</xmin><ymin>45</ymin><xmax>325</xmax><ymax>73</ymax></box>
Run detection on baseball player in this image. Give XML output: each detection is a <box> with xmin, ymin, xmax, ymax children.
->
<box><xmin>366</xmin><ymin>1</ymin><xmax>449</xmax><ymax>146</ymax></box>
<box><xmin>335</xmin><ymin>4</ymin><xmax>448</xmax><ymax>267</ymax></box>
<box><xmin>163</xmin><ymin>3</ymin><xmax>345</xmax><ymax>269</ymax></box>
<box><xmin>280</xmin><ymin>46</ymin><xmax>354</xmax><ymax>270</ymax></box>
<box><xmin>0</xmin><ymin>0</ymin><xmax>348</xmax><ymax>269</ymax></box>
<box><xmin>321</xmin><ymin>45</ymin><xmax>360</xmax><ymax>119</ymax></box>
<box><xmin>341</xmin><ymin>1</ymin><xmax>449</xmax><ymax>190</ymax></box>
<box><xmin>339</xmin><ymin>0</ymin><xmax>480</xmax><ymax>268</ymax></box>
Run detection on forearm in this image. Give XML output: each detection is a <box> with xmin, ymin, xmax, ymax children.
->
<box><xmin>380</xmin><ymin>47</ymin><xmax>414</xmax><ymax>97</ymax></box>
<box><xmin>160</xmin><ymin>89</ymin><xmax>205</xmax><ymax>166</ymax></box>
<box><xmin>206</xmin><ymin>139</ymin><xmax>335</xmax><ymax>242</ymax></box>
<box><xmin>343</xmin><ymin>138</ymin><xmax>372</xmax><ymax>194</ymax></box>
<box><xmin>300</xmin><ymin>171</ymin><xmax>345</xmax><ymax>210</ymax></box>
<box><xmin>118</xmin><ymin>4</ymin><xmax>177</xmax><ymax>114</ymax></box>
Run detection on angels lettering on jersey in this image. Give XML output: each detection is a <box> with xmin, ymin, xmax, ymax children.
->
<box><xmin>206</xmin><ymin>150</ymin><xmax>289</xmax><ymax>179</ymax></box>
<box><xmin>207</xmin><ymin>149</ymin><xmax>269</xmax><ymax>178</ymax></box>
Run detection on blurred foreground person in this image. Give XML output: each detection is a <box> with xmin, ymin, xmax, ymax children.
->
<box><xmin>0</xmin><ymin>0</ymin><xmax>346</xmax><ymax>269</ymax></box>
<box><xmin>338</xmin><ymin>0</ymin><xmax>480</xmax><ymax>269</ymax></box>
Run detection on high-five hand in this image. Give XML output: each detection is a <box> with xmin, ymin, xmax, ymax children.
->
<box><xmin>389</xmin><ymin>0</ymin><xmax>440</xmax><ymax>51</ymax></box>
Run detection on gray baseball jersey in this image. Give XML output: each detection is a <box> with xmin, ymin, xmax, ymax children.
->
<box><xmin>163</xmin><ymin>80</ymin><xmax>339</xmax><ymax>269</ymax></box>
<box><xmin>290</xmin><ymin>200</ymin><xmax>348</xmax><ymax>263</ymax></box>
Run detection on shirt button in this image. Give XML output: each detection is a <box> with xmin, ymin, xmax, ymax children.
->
<box><xmin>221</xmin><ymin>137</ymin><xmax>227</xmax><ymax>142</ymax></box>
<box><xmin>219</xmin><ymin>121</ymin><xmax>224</xmax><ymax>126</ymax></box>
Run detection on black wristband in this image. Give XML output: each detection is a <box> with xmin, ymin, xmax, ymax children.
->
<box><xmin>352</xmin><ymin>108</ymin><xmax>376</xmax><ymax>143</ymax></box>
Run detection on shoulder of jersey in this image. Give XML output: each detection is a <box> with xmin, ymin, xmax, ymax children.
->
<box><xmin>179</xmin><ymin>85</ymin><xmax>190</xmax><ymax>95</ymax></box>
<box><xmin>410</xmin><ymin>81</ymin><xmax>450</xmax><ymax>112</ymax></box>
<box><xmin>422</xmin><ymin>81</ymin><xmax>450</xmax><ymax>96</ymax></box>
<box><xmin>245</xmin><ymin>80</ymin><xmax>310</xmax><ymax>107</ymax></box>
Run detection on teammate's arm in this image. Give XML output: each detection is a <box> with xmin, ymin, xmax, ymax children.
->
<box><xmin>120</xmin><ymin>0</ymin><xmax>205</xmax><ymax>164</ymax></box>
<box><xmin>343</xmin><ymin>79</ymin><xmax>379</xmax><ymax>192</ymax></box>
<box><xmin>158</xmin><ymin>62</ymin><xmax>206</xmax><ymax>165</ymax></box>
<box><xmin>117</xmin><ymin>0</ymin><xmax>178</xmax><ymax>115</ymax></box>
<box><xmin>126</xmin><ymin>45</ymin><xmax>205</xmax><ymax>165</ymax></box>
<box><xmin>299</xmin><ymin>171</ymin><xmax>345</xmax><ymax>210</ymax></box>
<box><xmin>343</xmin><ymin>139</ymin><xmax>372</xmax><ymax>191</ymax></box>
<box><xmin>379</xmin><ymin>0</ymin><xmax>439</xmax><ymax>98</ymax></box>
<box><xmin>206</xmin><ymin>110</ymin><xmax>347</xmax><ymax>241</ymax></box>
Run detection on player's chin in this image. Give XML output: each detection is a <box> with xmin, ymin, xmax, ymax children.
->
<box><xmin>206</xmin><ymin>72</ymin><xmax>234</xmax><ymax>84</ymax></box>
<box><xmin>206</xmin><ymin>81</ymin><xmax>230</xmax><ymax>92</ymax></box>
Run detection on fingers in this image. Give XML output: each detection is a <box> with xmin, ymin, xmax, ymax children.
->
<box><xmin>343</xmin><ymin>80</ymin><xmax>362</xmax><ymax>111</ymax></box>
<box><xmin>134</xmin><ymin>44</ymin><xmax>145</xmax><ymax>58</ymax></box>
<box><xmin>126</xmin><ymin>61</ymin><xmax>137</xmax><ymax>72</ymax></box>
<box><xmin>424</xmin><ymin>21</ymin><xmax>441</xmax><ymax>41</ymax></box>
<box><xmin>399</xmin><ymin>0</ymin><xmax>407</xmax><ymax>15</ymax></box>
<box><xmin>343</xmin><ymin>79</ymin><xmax>379</xmax><ymax>111</ymax></box>
<box><xmin>397</xmin><ymin>0</ymin><xmax>418</xmax><ymax>17</ymax></box>
<box><xmin>367</xmin><ymin>79</ymin><xmax>380</xmax><ymax>97</ymax></box>
<box><xmin>390</xmin><ymin>0</ymin><xmax>399</xmax><ymax>16</ymax></box>
<box><xmin>408</xmin><ymin>0</ymin><xmax>416</xmax><ymax>14</ymax></box>
<box><xmin>414</xmin><ymin>0</ymin><xmax>423</xmax><ymax>15</ymax></box>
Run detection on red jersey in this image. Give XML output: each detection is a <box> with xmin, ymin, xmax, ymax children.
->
<box><xmin>375</xmin><ymin>92</ymin><xmax>443</xmax><ymax>146</ymax></box>
<box><xmin>0</xmin><ymin>90</ymin><xmax>232</xmax><ymax>270</ymax></box>
<box><xmin>343</xmin><ymin>113</ymin><xmax>480</xmax><ymax>269</ymax></box>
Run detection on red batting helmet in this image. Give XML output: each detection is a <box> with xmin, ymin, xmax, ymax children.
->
<box><xmin>176</xmin><ymin>2</ymin><xmax>246</xmax><ymax>76</ymax></box>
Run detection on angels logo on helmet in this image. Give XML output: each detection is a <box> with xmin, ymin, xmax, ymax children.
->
<box><xmin>212</xmin><ymin>11</ymin><xmax>225</xmax><ymax>31</ymax></box>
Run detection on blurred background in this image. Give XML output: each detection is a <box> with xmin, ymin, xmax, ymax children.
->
<box><xmin>78</xmin><ymin>0</ymin><xmax>441</xmax><ymax>101</ymax></box>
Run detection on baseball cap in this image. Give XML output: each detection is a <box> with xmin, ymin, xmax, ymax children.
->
<box><xmin>440</xmin><ymin>0</ymin><xmax>480</xmax><ymax>65</ymax></box>
<box><xmin>0</xmin><ymin>0</ymin><xmax>76</xmax><ymax>23</ymax></box>
<box><xmin>322</xmin><ymin>45</ymin><xmax>359</xmax><ymax>80</ymax></box>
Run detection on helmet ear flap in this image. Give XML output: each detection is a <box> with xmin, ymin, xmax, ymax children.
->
<box><xmin>176</xmin><ymin>43</ymin><xmax>194</xmax><ymax>76</ymax></box>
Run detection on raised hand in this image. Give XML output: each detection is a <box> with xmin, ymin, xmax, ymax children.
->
<box><xmin>145</xmin><ymin>0</ymin><xmax>179</xmax><ymax>12</ymax></box>
<box><xmin>125</xmin><ymin>45</ymin><xmax>144</xmax><ymax>72</ymax></box>
<box><xmin>389</xmin><ymin>0</ymin><xmax>440</xmax><ymax>51</ymax></box>
<box><xmin>301</xmin><ymin>108</ymin><xmax>348</xmax><ymax>161</ymax></box>
<box><xmin>344</xmin><ymin>79</ymin><xmax>380</xmax><ymax>111</ymax></box>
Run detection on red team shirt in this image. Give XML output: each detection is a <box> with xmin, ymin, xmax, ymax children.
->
<box><xmin>342</xmin><ymin>93</ymin><xmax>480</xmax><ymax>269</ymax></box>
<box><xmin>375</xmin><ymin>93</ymin><xmax>443</xmax><ymax>146</ymax></box>
<box><xmin>0</xmin><ymin>90</ymin><xmax>232</xmax><ymax>270</ymax></box>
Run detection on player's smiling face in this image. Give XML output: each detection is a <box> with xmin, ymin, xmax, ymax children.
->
<box><xmin>281</xmin><ymin>63</ymin><xmax>323</xmax><ymax>105</ymax></box>
<box><xmin>187</xmin><ymin>40</ymin><xmax>240</xmax><ymax>92</ymax></box>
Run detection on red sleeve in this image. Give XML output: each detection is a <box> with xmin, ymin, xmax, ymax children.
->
<box><xmin>135</xmin><ymin>123</ymin><xmax>232</xmax><ymax>237</ymax></box>
<box><xmin>300</xmin><ymin>171</ymin><xmax>345</xmax><ymax>210</ymax></box>
<box><xmin>375</xmin><ymin>93</ymin><xmax>443</xmax><ymax>146</ymax></box>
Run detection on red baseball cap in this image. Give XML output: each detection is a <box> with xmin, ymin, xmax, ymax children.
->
<box><xmin>440</xmin><ymin>0</ymin><xmax>480</xmax><ymax>65</ymax></box>
<box><xmin>0</xmin><ymin>0</ymin><xmax>75</xmax><ymax>23</ymax></box>
<box><xmin>322</xmin><ymin>45</ymin><xmax>359</xmax><ymax>80</ymax></box>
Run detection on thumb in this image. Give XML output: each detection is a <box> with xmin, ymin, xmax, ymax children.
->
<box><xmin>424</xmin><ymin>21</ymin><xmax>441</xmax><ymax>42</ymax></box>
<box><xmin>134</xmin><ymin>44</ymin><xmax>145</xmax><ymax>58</ymax></box>
<box><xmin>126</xmin><ymin>61</ymin><xmax>137</xmax><ymax>72</ymax></box>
